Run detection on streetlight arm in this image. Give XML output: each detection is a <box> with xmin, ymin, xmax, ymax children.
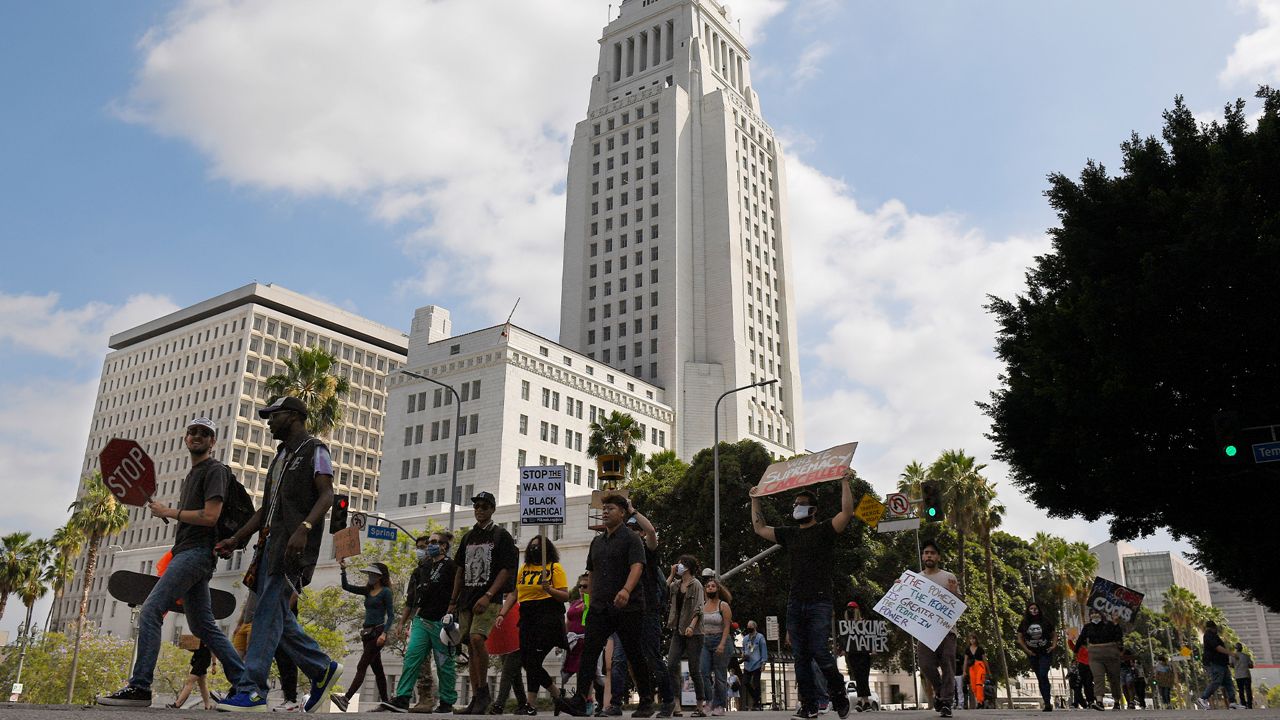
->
<box><xmin>713</xmin><ymin>378</ymin><xmax>779</xmax><ymax>575</ymax></box>
<box><xmin>400</xmin><ymin>370</ymin><xmax>464</xmax><ymax>531</ymax></box>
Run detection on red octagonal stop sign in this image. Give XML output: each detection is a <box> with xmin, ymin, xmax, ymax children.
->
<box><xmin>99</xmin><ymin>438</ymin><xmax>157</xmax><ymax>508</ymax></box>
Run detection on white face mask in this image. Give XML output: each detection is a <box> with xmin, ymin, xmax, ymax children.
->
<box><xmin>676</xmin><ymin>563</ymin><xmax>687</xmax><ymax>576</ymax></box>
<box><xmin>793</xmin><ymin>505</ymin><xmax>815</xmax><ymax>521</ymax></box>
<box><xmin>415</xmin><ymin>548</ymin><xmax>429</xmax><ymax>562</ymax></box>
<box><xmin>1090</xmin><ymin>618</ymin><xmax>1101</xmax><ymax>625</ymax></box>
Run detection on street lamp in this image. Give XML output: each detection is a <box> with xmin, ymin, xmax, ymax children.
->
<box><xmin>713</xmin><ymin>378</ymin><xmax>777</xmax><ymax>575</ymax></box>
<box><xmin>400</xmin><ymin>370</ymin><xmax>463</xmax><ymax>531</ymax></box>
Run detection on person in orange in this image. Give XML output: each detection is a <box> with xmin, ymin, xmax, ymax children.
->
<box><xmin>961</xmin><ymin>634</ymin><xmax>987</xmax><ymax>709</ymax></box>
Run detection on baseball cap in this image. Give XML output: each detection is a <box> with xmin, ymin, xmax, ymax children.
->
<box><xmin>471</xmin><ymin>491</ymin><xmax>497</xmax><ymax>506</ymax></box>
<box><xmin>701</xmin><ymin>568</ymin><xmax>716</xmax><ymax>579</ymax></box>
<box><xmin>847</xmin><ymin>601</ymin><xmax>860</xmax><ymax>609</ymax></box>
<box><xmin>258</xmin><ymin>396</ymin><xmax>308</xmax><ymax>418</ymax></box>
<box><xmin>187</xmin><ymin>417</ymin><xmax>217</xmax><ymax>434</ymax></box>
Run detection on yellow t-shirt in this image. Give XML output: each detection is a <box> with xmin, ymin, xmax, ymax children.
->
<box><xmin>517</xmin><ymin>562</ymin><xmax>568</xmax><ymax>603</ymax></box>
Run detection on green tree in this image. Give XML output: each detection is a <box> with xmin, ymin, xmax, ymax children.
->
<box><xmin>587</xmin><ymin>411</ymin><xmax>643</xmax><ymax>463</ymax></box>
<box><xmin>0</xmin><ymin>531</ymin><xmax>33</xmax><ymax>621</ymax></box>
<box><xmin>0</xmin><ymin>629</ymin><xmax>131</xmax><ymax>704</ymax></box>
<box><xmin>43</xmin><ymin>524</ymin><xmax>82</xmax><ymax>634</ymax></box>
<box><xmin>928</xmin><ymin>450</ymin><xmax>988</xmax><ymax>597</ymax></box>
<box><xmin>265</xmin><ymin>345</ymin><xmax>352</xmax><ymax>436</ymax></box>
<box><xmin>65</xmin><ymin>476</ymin><xmax>130</xmax><ymax>700</ymax></box>
<box><xmin>983</xmin><ymin>88</ymin><xmax>1280</xmax><ymax>610</ymax></box>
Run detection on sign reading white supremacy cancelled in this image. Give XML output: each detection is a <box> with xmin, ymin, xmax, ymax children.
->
<box><xmin>872</xmin><ymin>570</ymin><xmax>967</xmax><ymax>651</ymax></box>
<box><xmin>749</xmin><ymin>442</ymin><xmax>858</xmax><ymax>497</ymax></box>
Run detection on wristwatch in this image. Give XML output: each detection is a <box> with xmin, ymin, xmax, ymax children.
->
<box><xmin>301</xmin><ymin>521</ymin><xmax>313</xmax><ymax>530</ymax></box>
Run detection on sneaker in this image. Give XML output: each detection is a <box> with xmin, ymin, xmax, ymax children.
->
<box><xmin>217</xmin><ymin>691</ymin><xmax>269</xmax><ymax>712</ymax></box>
<box><xmin>516</xmin><ymin>703</ymin><xmax>539</xmax><ymax>716</ymax></box>
<box><xmin>433</xmin><ymin>704</ymin><xmax>456</xmax><ymax>714</ymax></box>
<box><xmin>655</xmin><ymin>702</ymin><xmax>675</xmax><ymax>718</ymax></box>
<box><xmin>557</xmin><ymin>694</ymin><xmax>590</xmax><ymax>718</ymax></box>
<box><xmin>604</xmin><ymin>707</ymin><xmax>623</xmax><ymax>717</ymax></box>
<box><xmin>709</xmin><ymin>709</ymin><xmax>725</xmax><ymax>717</ymax></box>
<box><xmin>1230</xmin><ymin>703</ymin><xmax>1245</xmax><ymax>710</ymax></box>
<box><xmin>939</xmin><ymin>703</ymin><xmax>952</xmax><ymax>719</ymax></box>
<box><xmin>98</xmin><ymin>686</ymin><xmax>153</xmax><ymax>707</ymax></box>
<box><xmin>304</xmin><ymin>662</ymin><xmax>343</xmax><ymax>714</ymax></box>
<box><xmin>633</xmin><ymin>700</ymin><xmax>657</xmax><ymax>718</ymax></box>
<box><xmin>790</xmin><ymin>708</ymin><xmax>819</xmax><ymax>720</ymax></box>
<box><xmin>378</xmin><ymin>697</ymin><xmax>412</xmax><ymax>713</ymax></box>
<box><xmin>491</xmin><ymin>702</ymin><xmax>508</xmax><ymax>715</ymax></box>
<box><xmin>1042</xmin><ymin>703</ymin><xmax>1053</xmax><ymax>712</ymax></box>
<box><xmin>1091</xmin><ymin>701</ymin><xmax>1105</xmax><ymax>711</ymax></box>
<box><xmin>331</xmin><ymin>695</ymin><xmax>350</xmax><ymax>713</ymax></box>
<box><xmin>832</xmin><ymin>693</ymin><xmax>850</xmax><ymax>719</ymax></box>
<box><xmin>274</xmin><ymin>699</ymin><xmax>302</xmax><ymax>712</ymax></box>
<box><xmin>690</xmin><ymin>708</ymin><xmax>707</xmax><ymax>718</ymax></box>
<box><xmin>818</xmin><ymin>701</ymin><xmax>830</xmax><ymax>715</ymax></box>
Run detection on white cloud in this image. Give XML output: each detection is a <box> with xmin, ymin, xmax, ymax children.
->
<box><xmin>0</xmin><ymin>292</ymin><xmax>177</xmax><ymax>359</ymax></box>
<box><xmin>1220</xmin><ymin>0</ymin><xmax>1280</xmax><ymax>85</ymax></box>
<box><xmin>791</xmin><ymin>41</ymin><xmax>831</xmax><ymax>85</ymax></box>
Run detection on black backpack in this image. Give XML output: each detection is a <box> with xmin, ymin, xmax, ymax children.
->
<box><xmin>216</xmin><ymin>473</ymin><xmax>257</xmax><ymax>542</ymax></box>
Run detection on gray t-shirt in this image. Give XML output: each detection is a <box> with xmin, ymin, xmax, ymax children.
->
<box><xmin>171</xmin><ymin>458</ymin><xmax>231</xmax><ymax>556</ymax></box>
<box><xmin>1233</xmin><ymin>651</ymin><xmax>1252</xmax><ymax>679</ymax></box>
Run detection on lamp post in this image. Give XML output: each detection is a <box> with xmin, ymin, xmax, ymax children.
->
<box><xmin>713</xmin><ymin>378</ymin><xmax>777</xmax><ymax>575</ymax></box>
<box><xmin>400</xmin><ymin>370</ymin><xmax>463</xmax><ymax>531</ymax></box>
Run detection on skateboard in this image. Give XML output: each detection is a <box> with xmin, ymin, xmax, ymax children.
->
<box><xmin>107</xmin><ymin>570</ymin><xmax>237</xmax><ymax>620</ymax></box>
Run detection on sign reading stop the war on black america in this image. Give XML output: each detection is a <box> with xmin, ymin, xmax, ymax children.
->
<box><xmin>520</xmin><ymin>466</ymin><xmax>567</xmax><ymax>525</ymax></box>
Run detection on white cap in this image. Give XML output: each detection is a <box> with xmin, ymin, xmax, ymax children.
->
<box><xmin>188</xmin><ymin>417</ymin><xmax>217</xmax><ymax>434</ymax></box>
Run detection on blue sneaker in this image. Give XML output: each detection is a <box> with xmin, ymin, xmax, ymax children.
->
<box><xmin>304</xmin><ymin>661</ymin><xmax>343</xmax><ymax>713</ymax></box>
<box><xmin>216</xmin><ymin>691</ymin><xmax>268</xmax><ymax>712</ymax></box>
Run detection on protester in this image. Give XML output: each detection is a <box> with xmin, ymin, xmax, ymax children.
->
<box><xmin>961</xmin><ymin>633</ymin><xmax>987</xmax><ymax>710</ymax></box>
<box><xmin>1152</xmin><ymin>654</ymin><xmax>1174</xmax><ymax>709</ymax></box>
<box><xmin>167</xmin><ymin>642</ymin><xmax>216</xmax><ymax>710</ymax></box>
<box><xmin>511</xmin><ymin>535</ymin><xmax>569</xmax><ymax>713</ymax></box>
<box><xmin>750</xmin><ymin>477</ymin><xmax>853</xmax><ymax>720</ymax></box>
<box><xmin>1075</xmin><ymin>608</ymin><xmax>1124</xmax><ymax>711</ymax></box>
<box><xmin>1016</xmin><ymin>602</ymin><xmax>1056</xmax><ymax>712</ymax></box>
<box><xmin>741</xmin><ymin>621</ymin><xmax>767</xmax><ymax>711</ymax></box>
<box><xmin>1232</xmin><ymin>642</ymin><xmax>1254</xmax><ymax>709</ymax></box>
<box><xmin>699</xmin><ymin>577</ymin><xmax>734</xmax><ymax>716</ymax></box>
<box><xmin>1066</xmin><ymin>629</ymin><xmax>1094</xmax><ymax>709</ymax></box>
<box><xmin>488</xmin><ymin>602</ymin><xmax>530</xmax><ymax>716</ymax></box>
<box><xmin>213</xmin><ymin>396</ymin><xmax>343</xmax><ymax>712</ymax></box>
<box><xmin>666</xmin><ymin>556</ymin><xmax>708</xmax><ymax>715</ymax></box>
<box><xmin>447</xmin><ymin>491</ymin><xmax>519</xmax><ymax>715</ymax></box>
<box><xmin>1119</xmin><ymin>647</ymin><xmax>1144</xmax><ymax>709</ymax></box>
<box><xmin>381</xmin><ymin>532</ymin><xmax>457</xmax><ymax>713</ymax></box>
<box><xmin>606</xmin><ymin>506</ymin><xmax>675</xmax><ymax>717</ymax></box>
<box><xmin>1195</xmin><ymin>621</ymin><xmax>1243</xmax><ymax>709</ymax></box>
<box><xmin>840</xmin><ymin>603</ymin><xmax>874</xmax><ymax>713</ymax></box>
<box><xmin>329</xmin><ymin>562</ymin><xmax>395</xmax><ymax>711</ymax></box>
<box><xmin>563</xmin><ymin>573</ymin><xmax>605</xmax><ymax>714</ymax></box>
<box><xmin>98</xmin><ymin>417</ymin><xmax>247</xmax><ymax>708</ymax></box>
<box><xmin>559</xmin><ymin>494</ymin><xmax>656</xmax><ymax>717</ymax></box>
<box><xmin>914</xmin><ymin>540</ymin><xmax>960</xmax><ymax>718</ymax></box>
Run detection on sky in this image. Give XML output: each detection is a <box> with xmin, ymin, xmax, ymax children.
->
<box><xmin>2</xmin><ymin>0</ymin><xmax>1278</xmax><ymax>636</ymax></box>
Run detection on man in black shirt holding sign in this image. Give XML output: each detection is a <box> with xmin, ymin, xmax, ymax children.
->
<box><xmin>751</xmin><ymin>475</ymin><xmax>854</xmax><ymax>719</ymax></box>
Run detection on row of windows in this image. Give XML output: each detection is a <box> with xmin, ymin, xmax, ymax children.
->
<box><xmin>592</xmin><ymin>103</ymin><xmax>660</xmax><ymax>137</ymax></box>
<box><xmin>399</xmin><ymin>446</ymin><xmax>480</xmax><ymax>480</ymax></box>
<box><xmin>406</xmin><ymin>379</ymin><xmax>482</xmax><ymax>412</ymax></box>
<box><xmin>609</xmin><ymin>21</ymin><xmax>675</xmax><ymax>83</ymax></box>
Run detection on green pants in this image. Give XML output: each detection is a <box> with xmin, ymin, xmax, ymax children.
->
<box><xmin>396</xmin><ymin>617</ymin><xmax>457</xmax><ymax>704</ymax></box>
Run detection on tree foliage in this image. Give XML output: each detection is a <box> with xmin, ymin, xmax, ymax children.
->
<box><xmin>265</xmin><ymin>345</ymin><xmax>352</xmax><ymax>436</ymax></box>
<box><xmin>983</xmin><ymin>88</ymin><xmax>1280</xmax><ymax>610</ymax></box>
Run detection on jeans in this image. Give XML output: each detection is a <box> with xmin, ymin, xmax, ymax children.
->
<box><xmin>610</xmin><ymin>633</ymin><xmax>628</xmax><ymax>706</ymax></box>
<box><xmin>1201</xmin><ymin>664</ymin><xmax>1236</xmax><ymax>702</ymax></box>
<box><xmin>916</xmin><ymin>633</ymin><xmax>956</xmax><ymax>705</ymax></box>
<box><xmin>236</xmin><ymin>539</ymin><xmax>331</xmax><ymax>695</ymax></box>
<box><xmin>786</xmin><ymin>599</ymin><xmax>844</xmax><ymax>711</ymax></box>
<box><xmin>700</xmin><ymin>634</ymin><xmax>729</xmax><ymax>709</ymax></box>
<box><xmin>577</xmin><ymin>607</ymin><xmax>651</xmax><ymax>703</ymax></box>
<box><xmin>1237</xmin><ymin>677</ymin><xmax>1253</xmax><ymax>708</ymax></box>
<box><xmin>1077</xmin><ymin>662</ymin><xmax>1095</xmax><ymax>705</ymax></box>
<box><xmin>129</xmin><ymin>548</ymin><xmax>245</xmax><ymax>691</ymax></box>
<box><xmin>742</xmin><ymin>667</ymin><xmax>762</xmax><ymax>708</ymax></box>
<box><xmin>1158</xmin><ymin>685</ymin><xmax>1171</xmax><ymax>707</ymax></box>
<box><xmin>1031</xmin><ymin>653</ymin><xmax>1052</xmax><ymax>704</ymax></box>
<box><xmin>667</xmin><ymin>633</ymin><xmax>706</xmax><ymax>704</ymax></box>
<box><xmin>396</xmin><ymin>617</ymin><xmax>456</xmax><ymax>705</ymax></box>
<box><xmin>845</xmin><ymin>653</ymin><xmax>871</xmax><ymax>699</ymax></box>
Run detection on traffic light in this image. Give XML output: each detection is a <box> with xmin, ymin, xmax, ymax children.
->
<box><xmin>1212</xmin><ymin>411</ymin><xmax>1244</xmax><ymax>465</ymax></box>
<box><xmin>921</xmin><ymin>480</ymin><xmax>943</xmax><ymax>522</ymax></box>
<box><xmin>330</xmin><ymin>494</ymin><xmax>350</xmax><ymax>533</ymax></box>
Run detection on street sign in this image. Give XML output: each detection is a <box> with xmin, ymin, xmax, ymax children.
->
<box><xmin>367</xmin><ymin>525</ymin><xmax>398</xmax><ymax>541</ymax></box>
<box><xmin>854</xmin><ymin>494</ymin><xmax>885</xmax><ymax>528</ymax></box>
<box><xmin>765</xmin><ymin>616</ymin><xmax>779</xmax><ymax>642</ymax></box>
<box><xmin>520</xmin><ymin>466</ymin><xmax>567</xmax><ymax>525</ymax></box>
<box><xmin>886</xmin><ymin>493</ymin><xmax>911</xmax><ymax>516</ymax></box>
<box><xmin>877</xmin><ymin>517</ymin><xmax>922</xmax><ymax>533</ymax></box>
<box><xmin>1253</xmin><ymin>441</ymin><xmax>1280</xmax><ymax>464</ymax></box>
<box><xmin>99</xmin><ymin>438</ymin><xmax>157</xmax><ymax>508</ymax></box>
<box><xmin>750</xmin><ymin>442</ymin><xmax>858</xmax><ymax>497</ymax></box>
<box><xmin>350</xmin><ymin>512</ymin><xmax>367</xmax><ymax>531</ymax></box>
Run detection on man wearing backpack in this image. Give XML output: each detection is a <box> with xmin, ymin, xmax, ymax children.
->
<box><xmin>98</xmin><ymin>417</ymin><xmax>247</xmax><ymax>707</ymax></box>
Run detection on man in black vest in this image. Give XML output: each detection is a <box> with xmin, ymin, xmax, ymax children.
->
<box><xmin>214</xmin><ymin>396</ymin><xmax>343</xmax><ymax>712</ymax></box>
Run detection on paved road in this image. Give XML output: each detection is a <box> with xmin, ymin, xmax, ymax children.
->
<box><xmin>3</xmin><ymin>706</ymin><xmax>1279</xmax><ymax>719</ymax></box>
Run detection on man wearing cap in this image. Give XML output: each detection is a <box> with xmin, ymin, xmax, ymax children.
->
<box><xmin>381</xmin><ymin>531</ymin><xmax>458</xmax><ymax>713</ymax></box>
<box><xmin>99</xmin><ymin>417</ymin><xmax>248</xmax><ymax>707</ymax></box>
<box><xmin>448</xmin><ymin>491</ymin><xmax>519</xmax><ymax>715</ymax></box>
<box><xmin>214</xmin><ymin>396</ymin><xmax>343</xmax><ymax>712</ymax></box>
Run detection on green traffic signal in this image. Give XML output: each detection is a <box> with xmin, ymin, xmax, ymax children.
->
<box><xmin>1225</xmin><ymin>445</ymin><xmax>1238</xmax><ymax>457</ymax></box>
<box><xmin>927</xmin><ymin>507</ymin><xmax>937</xmax><ymax>517</ymax></box>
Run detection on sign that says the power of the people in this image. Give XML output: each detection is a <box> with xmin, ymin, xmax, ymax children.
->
<box><xmin>519</xmin><ymin>466</ymin><xmax>567</xmax><ymax>525</ymax></box>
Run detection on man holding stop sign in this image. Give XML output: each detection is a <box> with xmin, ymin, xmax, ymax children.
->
<box><xmin>98</xmin><ymin>418</ymin><xmax>247</xmax><ymax>708</ymax></box>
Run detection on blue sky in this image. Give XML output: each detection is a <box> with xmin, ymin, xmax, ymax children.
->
<box><xmin>2</xmin><ymin>0</ymin><xmax>1277</xmax><ymax>635</ymax></box>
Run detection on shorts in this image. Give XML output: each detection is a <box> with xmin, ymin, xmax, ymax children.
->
<box><xmin>459</xmin><ymin>600</ymin><xmax>502</xmax><ymax>640</ymax></box>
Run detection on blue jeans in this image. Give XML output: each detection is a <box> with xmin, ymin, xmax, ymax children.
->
<box><xmin>1031</xmin><ymin>653</ymin><xmax>1052</xmax><ymax>704</ymax></box>
<box><xmin>129</xmin><ymin>547</ymin><xmax>245</xmax><ymax>691</ymax></box>
<box><xmin>700</xmin><ymin>634</ymin><xmax>729</xmax><ymax>709</ymax></box>
<box><xmin>1201</xmin><ymin>664</ymin><xmax>1236</xmax><ymax>702</ymax></box>
<box><xmin>236</xmin><ymin>538</ymin><xmax>332</xmax><ymax>695</ymax></box>
<box><xmin>786</xmin><ymin>599</ymin><xmax>843</xmax><ymax>710</ymax></box>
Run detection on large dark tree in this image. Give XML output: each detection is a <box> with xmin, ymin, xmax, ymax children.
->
<box><xmin>983</xmin><ymin>88</ymin><xmax>1280</xmax><ymax>609</ymax></box>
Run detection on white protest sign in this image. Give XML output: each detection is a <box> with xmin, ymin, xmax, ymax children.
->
<box><xmin>520</xmin><ymin>466</ymin><xmax>567</xmax><ymax>525</ymax></box>
<box><xmin>872</xmin><ymin>570</ymin><xmax>967</xmax><ymax>651</ymax></box>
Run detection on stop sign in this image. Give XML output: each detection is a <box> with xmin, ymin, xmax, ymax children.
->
<box><xmin>99</xmin><ymin>438</ymin><xmax>157</xmax><ymax>508</ymax></box>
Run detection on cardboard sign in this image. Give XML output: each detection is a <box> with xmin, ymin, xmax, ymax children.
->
<box><xmin>178</xmin><ymin>634</ymin><xmax>202</xmax><ymax>651</ymax></box>
<box><xmin>1086</xmin><ymin>576</ymin><xmax>1145</xmax><ymax>623</ymax></box>
<box><xmin>839</xmin><ymin>618</ymin><xmax>889</xmax><ymax>654</ymax></box>
<box><xmin>520</xmin><ymin>466</ymin><xmax>567</xmax><ymax>525</ymax></box>
<box><xmin>855</xmin><ymin>494</ymin><xmax>885</xmax><ymax>528</ymax></box>
<box><xmin>872</xmin><ymin>570</ymin><xmax>967</xmax><ymax>651</ymax></box>
<box><xmin>334</xmin><ymin>526</ymin><xmax>361</xmax><ymax>561</ymax></box>
<box><xmin>749</xmin><ymin>442</ymin><xmax>858</xmax><ymax>497</ymax></box>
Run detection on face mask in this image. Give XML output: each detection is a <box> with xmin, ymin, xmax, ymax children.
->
<box><xmin>793</xmin><ymin>505</ymin><xmax>815</xmax><ymax>521</ymax></box>
<box><xmin>415</xmin><ymin>549</ymin><xmax>429</xmax><ymax>562</ymax></box>
<box><xmin>426</xmin><ymin>544</ymin><xmax>442</xmax><ymax>558</ymax></box>
<box><xmin>676</xmin><ymin>563</ymin><xmax>687</xmax><ymax>576</ymax></box>
<box><xmin>1091</xmin><ymin>618</ymin><xmax>1101</xmax><ymax>625</ymax></box>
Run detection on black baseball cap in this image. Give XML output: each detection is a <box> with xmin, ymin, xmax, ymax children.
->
<box><xmin>471</xmin><ymin>491</ymin><xmax>497</xmax><ymax>506</ymax></box>
<box><xmin>258</xmin><ymin>396</ymin><xmax>308</xmax><ymax>418</ymax></box>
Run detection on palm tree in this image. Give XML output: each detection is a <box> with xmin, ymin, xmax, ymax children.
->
<box><xmin>65</xmin><ymin>475</ymin><xmax>130</xmax><ymax>701</ymax></box>
<box><xmin>43</xmin><ymin>523</ymin><xmax>83</xmax><ymax>634</ymax></box>
<box><xmin>897</xmin><ymin>460</ymin><xmax>928</xmax><ymax>499</ymax></box>
<box><xmin>975</xmin><ymin>483</ymin><xmax>1013</xmax><ymax>708</ymax></box>
<box><xmin>0</xmin><ymin>531</ymin><xmax>33</xmax><ymax>621</ymax></box>
<box><xmin>929</xmin><ymin>450</ymin><xmax>988</xmax><ymax>595</ymax></box>
<box><xmin>265</xmin><ymin>345</ymin><xmax>352</xmax><ymax>436</ymax></box>
<box><xmin>588</xmin><ymin>410</ymin><xmax>643</xmax><ymax>489</ymax></box>
<box><xmin>1163</xmin><ymin>585</ymin><xmax>1200</xmax><ymax>642</ymax></box>
<box><xmin>13</xmin><ymin>539</ymin><xmax>50</xmax><ymax>688</ymax></box>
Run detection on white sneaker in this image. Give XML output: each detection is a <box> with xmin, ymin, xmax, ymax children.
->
<box><xmin>1230</xmin><ymin>703</ymin><xmax>1245</xmax><ymax>710</ymax></box>
<box><xmin>274</xmin><ymin>699</ymin><xmax>301</xmax><ymax>712</ymax></box>
<box><xmin>1194</xmin><ymin>698</ymin><xmax>1210</xmax><ymax>710</ymax></box>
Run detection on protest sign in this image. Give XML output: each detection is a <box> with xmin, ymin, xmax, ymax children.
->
<box><xmin>520</xmin><ymin>466</ymin><xmax>567</xmax><ymax>525</ymax></box>
<box><xmin>838</xmin><ymin>617</ymin><xmax>889</xmax><ymax>654</ymax></box>
<box><xmin>334</xmin><ymin>526</ymin><xmax>361</xmax><ymax>562</ymax></box>
<box><xmin>872</xmin><ymin>570</ymin><xmax>967</xmax><ymax>651</ymax></box>
<box><xmin>749</xmin><ymin>442</ymin><xmax>858</xmax><ymax>497</ymax></box>
<box><xmin>1086</xmin><ymin>576</ymin><xmax>1145</xmax><ymax>623</ymax></box>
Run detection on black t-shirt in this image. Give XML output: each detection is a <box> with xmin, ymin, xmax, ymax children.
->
<box><xmin>1203</xmin><ymin>630</ymin><xmax>1229</xmax><ymax>667</ymax></box>
<box><xmin>774</xmin><ymin>520</ymin><xmax>838</xmax><ymax>601</ymax></box>
<box><xmin>586</xmin><ymin>524</ymin><xmax>647</xmax><ymax>613</ymax></box>
<box><xmin>454</xmin><ymin>523</ymin><xmax>518</xmax><ymax>609</ymax></box>
<box><xmin>171</xmin><ymin>458</ymin><xmax>231</xmax><ymax>556</ymax></box>
<box><xmin>964</xmin><ymin>646</ymin><xmax>986</xmax><ymax>663</ymax></box>
<box><xmin>408</xmin><ymin>558</ymin><xmax>457</xmax><ymax>621</ymax></box>
<box><xmin>638</xmin><ymin>544</ymin><xmax>663</xmax><ymax>614</ymax></box>
<box><xmin>1018</xmin><ymin>617</ymin><xmax>1055</xmax><ymax>654</ymax></box>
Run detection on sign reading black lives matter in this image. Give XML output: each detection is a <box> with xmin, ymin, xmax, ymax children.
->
<box><xmin>839</xmin><ymin>617</ymin><xmax>889</xmax><ymax>654</ymax></box>
<box><xmin>519</xmin><ymin>466</ymin><xmax>567</xmax><ymax>525</ymax></box>
<box><xmin>1086</xmin><ymin>576</ymin><xmax>1145</xmax><ymax>623</ymax></box>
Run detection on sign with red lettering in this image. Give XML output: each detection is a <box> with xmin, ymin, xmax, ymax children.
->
<box><xmin>99</xmin><ymin>438</ymin><xmax>157</xmax><ymax>507</ymax></box>
<box><xmin>872</xmin><ymin>570</ymin><xmax>967</xmax><ymax>651</ymax></box>
<box><xmin>749</xmin><ymin>442</ymin><xmax>858</xmax><ymax>497</ymax></box>
<box><xmin>1086</xmin><ymin>576</ymin><xmax>1145</xmax><ymax>623</ymax></box>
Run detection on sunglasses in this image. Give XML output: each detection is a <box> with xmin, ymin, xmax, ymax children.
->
<box><xmin>186</xmin><ymin>428</ymin><xmax>214</xmax><ymax>438</ymax></box>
